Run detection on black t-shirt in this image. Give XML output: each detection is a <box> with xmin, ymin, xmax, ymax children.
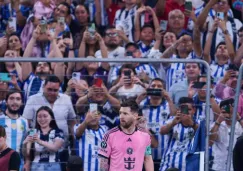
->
<box><xmin>233</xmin><ymin>135</ymin><xmax>243</xmax><ymax>171</ymax></box>
<box><xmin>0</xmin><ymin>148</ymin><xmax>21</xmax><ymax>170</ymax></box>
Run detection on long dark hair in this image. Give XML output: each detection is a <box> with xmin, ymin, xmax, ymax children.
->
<box><xmin>35</xmin><ymin>106</ymin><xmax>59</xmax><ymax>130</ymax></box>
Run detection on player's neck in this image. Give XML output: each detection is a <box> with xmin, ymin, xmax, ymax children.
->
<box><xmin>121</xmin><ymin>124</ymin><xmax>136</xmax><ymax>134</ymax></box>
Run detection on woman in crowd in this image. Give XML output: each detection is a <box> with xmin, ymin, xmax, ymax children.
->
<box><xmin>23</xmin><ymin>106</ymin><xmax>64</xmax><ymax>171</ymax></box>
<box><xmin>8</xmin><ymin>33</ymin><xmax>23</xmax><ymax>57</ymax></box>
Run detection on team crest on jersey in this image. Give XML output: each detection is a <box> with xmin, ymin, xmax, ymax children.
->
<box><xmin>11</xmin><ymin>123</ymin><xmax>17</xmax><ymax>130</ymax></box>
<box><xmin>127</xmin><ymin>147</ymin><xmax>133</xmax><ymax>155</ymax></box>
<box><xmin>101</xmin><ymin>141</ymin><xmax>107</xmax><ymax>149</ymax></box>
<box><xmin>161</xmin><ymin>112</ymin><xmax>168</xmax><ymax>120</ymax></box>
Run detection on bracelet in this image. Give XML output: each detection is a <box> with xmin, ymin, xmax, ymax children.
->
<box><xmin>215</xmin><ymin>122</ymin><xmax>221</xmax><ymax>126</ymax></box>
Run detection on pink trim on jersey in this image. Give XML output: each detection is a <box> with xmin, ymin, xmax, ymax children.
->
<box><xmin>98</xmin><ymin>126</ymin><xmax>151</xmax><ymax>171</ymax></box>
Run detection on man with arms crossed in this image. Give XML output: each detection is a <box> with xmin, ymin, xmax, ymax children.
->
<box><xmin>98</xmin><ymin>99</ymin><xmax>154</xmax><ymax>171</ymax></box>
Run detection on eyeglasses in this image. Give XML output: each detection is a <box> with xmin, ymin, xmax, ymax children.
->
<box><xmin>106</xmin><ymin>33</ymin><xmax>118</xmax><ymax>37</ymax></box>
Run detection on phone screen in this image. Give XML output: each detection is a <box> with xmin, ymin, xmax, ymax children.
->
<box><xmin>8</xmin><ymin>17</ymin><xmax>17</xmax><ymax>32</ymax></box>
<box><xmin>89</xmin><ymin>103</ymin><xmax>98</xmax><ymax>113</ymax></box>
<box><xmin>40</xmin><ymin>20</ymin><xmax>47</xmax><ymax>33</ymax></box>
<box><xmin>180</xmin><ymin>105</ymin><xmax>189</xmax><ymax>115</ymax></box>
<box><xmin>58</xmin><ymin>17</ymin><xmax>65</xmax><ymax>25</ymax></box>
<box><xmin>185</xmin><ymin>1</ymin><xmax>192</xmax><ymax>11</ymax></box>
<box><xmin>29</xmin><ymin>129</ymin><xmax>37</xmax><ymax>136</ymax></box>
<box><xmin>160</xmin><ymin>20</ymin><xmax>168</xmax><ymax>31</ymax></box>
<box><xmin>0</xmin><ymin>73</ymin><xmax>11</xmax><ymax>82</ymax></box>
<box><xmin>94</xmin><ymin>78</ymin><xmax>103</xmax><ymax>87</ymax></box>
<box><xmin>88</xmin><ymin>23</ymin><xmax>96</xmax><ymax>37</ymax></box>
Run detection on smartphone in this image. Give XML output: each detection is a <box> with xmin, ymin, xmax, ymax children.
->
<box><xmin>40</xmin><ymin>20</ymin><xmax>47</xmax><ymax>33</ymax></box>
<box><xmin>8</xmin><ymin>17</ymin><xmax>17</xmax><ymax>32</ymax></box>
<box><xmin>0</xmin><ymin>73</ymin><xmax>11</xmax><ymax>82</ymax></box>
<box><xmin>49</xmin><ymin>28</ymin><xmax>55</xmax><ymax>37</ymax></box>
<box><xmin>63</xmin><ymin>31</ymin><xmax>71</xmax><ymax>39</ymax></box>
<box><xmin>72</xmin><ymin>72</ymin><xmax>81</xmax><ymax>81</ymax></box>
<box><xmin>217</xmin><ymin>12</ymin><xmax>224</xmax><ymax>20</ymax></box>
<box><xmin>220</xmin><ymin>98</ymin><xmax>234</xmax><ymax>109</ymax></box>
<box><xmin>226</xmin><ymin>64</ymin><xmax>238</xmax><ymax>71</ymax></box>
<box><xmin>126</xmin><ymin>51</ymin><xmax>133</xmax><ymax>57</ymax></box>
<box><xmin>29</xmin><ymin>129</ymin><xmax>37</xmax><ymax>136</ymax></box>
<box><xmin>58</xmin><ymin>17</ymin><xmax>65</xmax><ymax>25</ymax></box>
<box><xmin>124</xmin><ymin>70</ymin><xmax>131</xmax><ymax>78</ymax></box>
<box><xmin>192</xmin><ymin>82</ymin><xmax>206</xmax><ymax>89</ymax></box>
<box><xmin>222</xmin><ymin>105</ymin><xmax>230</xmax><ymax>113</ymax></box>
<box><xmin>180</xmin><ymin>105</ymin><xmax>189</xmax><ymax>115</ymax></box>
<box><xmin>93</xmin><ymin>78</ymin><xmax>103</xmax><ymax>87</ymax></box>
<box><xmin>88</xmin><ymin>23</ymin><xmax>96</xmax><ymax>38</ymax></box>
<box><xmin>185</xmin><ymin>1</ymin><xmax>193</xmax><ymax>11</ymax></box>
<box><xmin>89</xmin><ymin>103</ymin><xmax>98</xmax><ymax>113</ymax></box>
<box><xmin>147</xmin><ymin>88</ymin><xmax>162</xmax><ymax>97</ymax></box>
<box><xmin>160</xmin><ymin>20</ymin><xmax>168</xmax><ymax>31</ymax></box>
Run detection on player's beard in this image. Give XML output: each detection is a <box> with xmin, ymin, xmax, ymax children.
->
<box><xmin>6</xmin><ymin>104</ymin><xmax>20</xmax><ymax>115</ymax></box>
<box><xmin>120</xmin><ymin>119</ymin><xmax>134</xmax><ymax>129</ymax></box>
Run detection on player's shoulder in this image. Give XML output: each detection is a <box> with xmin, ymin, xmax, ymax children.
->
<box><xmin>102</xmin><ymin>126</ymin><xmax>120</xmax><ymax>142</ymax></box>
<box><xmin>137</xmin><ymin>127</ymin><xmax>150</xmax><ymax>137</ymax></box>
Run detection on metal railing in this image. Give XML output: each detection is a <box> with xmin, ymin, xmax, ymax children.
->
<box><xmin>226</xmin><ymin>64</ymin><xmax>243</xmax><ymax>171</ymax></box>
<box><xmin>0</xmin><ymin>57</ymin><xmax>211</xmax><ymax>171</ymax></box>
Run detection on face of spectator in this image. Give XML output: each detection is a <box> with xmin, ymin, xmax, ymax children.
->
<box><xmin>227</xmin><ymin>71</ymin><xmax>238</xmax><ymax>89</ymax></box>
<box><xmin>125</xmin><ymin>46</ymin><xmax>141</xmax><ymax>59</ymax></box>
<box><xmin>220</xmin><ymin>104</ymin><xmax>233</xmax><ymax>125</ymax></box>
<box><xmin>90</xmin><ymin>86</ymin><xmax>106</xmax><ymax>102</ymax></box>
<box><xmin>180</xmin><ymin>103</ymin><xmax>195</xmax><ymax>125</ymax></box>
<box><xmin>4</xmin><ymin>50</ymin><xmax>17</xmax><ymax>68</ymax></box>
<box><xmin>55</xmin><ymin>4</ymin><xmax>69</xmax><ymax>18</ymax></box>
<box><xmin>6</xmin><ymin>93</ymin><xmax>22</xmax><ymax>114</ymax></box>
<box><xmin>214</xmin><ymin>0</ymin><xmax>229</xmax><ymax>13</ymax></box>
<box><xmin>75</xmin><ymin>5</ymin><xmax>89</xmax><ymax>24</ymax></box>
<box><xmin>8</xmin><ymin>35</ymin><xmax>22</xmax><ymax>51</ymax></box>
<box><xmin>168</xmin><ymin>10</ymin><xmax>185</xmax><ymax>30</ymax></box>
<box><xmin>163</xmin><ymin>32</ymin><xmax>177</xmax><ymax>49</ymax></box>
<box><xmin>0</xmin><ymin>82</ymin><xmax>8</xmax><ymax>101</ymax></box>
<box><xmin>43</xmin><ymin>82</ymin><xmax>60</xmax><ymax>103</ymax></box>
<box><xmin>185</xmin><ymin>63</ymin><xmax>200</xmax><ymax>80</ymax></box>
<box><xmin>0</xmin><ymin>135</ymin><xmax>6</xmax><ymax>151</ymax></box>
<box><xmin>215</xmin><ymin>44</ymin><xmax>229</xmax><ymax>62</ymax></box>
<box><xmin>140</xmin><ymin>27</ymin><xmax>154</xmax><ymax>42</ymax></box>
<box><xmin>119</xmin><ymin>107</ymin><xmax>137</xmax><ymax>129</ymax></box>
<box><xmin>149</xmin><ymin>80</ymin><xmax>164</xmax><ymax>99</ymax></box>
<box><xmin>124</xmin><ymin>0</ymin><xmax>136</xmax><ymax>6</ymax></box>
<box><xmin>37</xmin><ymin>109</ymin><xmax>52</xmax><ymax>129</ymax></box>
<box><xmin>177</xmin><ymin>35</ymin><xmax>193</xmax><ymax>54</ymax></box>
<box><xmin>35</xmin><ymin>62</ymin><xmax>51</xmax><ymax>75</ymax></box>
<box><xmin>104</xmin><ymin>29</ymin><xmax>120</xmax><ymax>48</ymax></box>
<box><xmin>85</xmin><ymin>61</ymin><xmax>99</xmax><ymax>71</ymax></box>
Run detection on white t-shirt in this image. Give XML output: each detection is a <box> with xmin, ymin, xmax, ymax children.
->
<box><xmin>211</xmin><ymin>121</ymin><xmax>243</xmax><ymax>171</ymax></box>
<box><xmin>116</xmin><ymin>84</ymin><xmax>145</xmax><ymax>100</ymax></box>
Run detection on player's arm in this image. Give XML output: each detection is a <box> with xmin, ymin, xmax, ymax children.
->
<box><xmin>99</xmin><ymin>156</ymin><xmax>110</xmax><ymax>171</ymax></box>
<box><xmin>144</xmin><ymin>145</ymin><xmax>154</xmax><ymax>171</ymax></box>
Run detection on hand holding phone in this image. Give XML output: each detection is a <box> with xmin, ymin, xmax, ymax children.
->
<box><xmin>40</xmin><ymin>20</ymin><xmax>47</xmax><ymax>33</ymax></box>
<box><xmin>185</xmin><ymin>1</ymin><xmax>192</xmax><ymax>12</ymax></box>
<box><xmin>29</xmin><ymin>129</ymin><xmax>37</xmax><ymax>136</ymax></box>
<box><xmin>180</xmin><ymin>105</ymin><xmax>189</xmax><ymax>115</ymax></box>
<box><xmin>0</xmin><ymin>73</ymin><xmax>11</xmax><ymax>82</ymax></box>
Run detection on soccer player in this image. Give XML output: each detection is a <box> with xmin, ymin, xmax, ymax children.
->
<box><xmin>98</xmin><ymin>99</ymin><xmax>154</xmax><ymax>171</ymax></box>
<box><xmin>160</xmin><ymin>97</ymin><xmax>199</xmax><ymax>171</ymax></box>
<box><xmin>74</xmin><ymin>109</ymin><xmax>107</xmax><ymax>171</ymax></box>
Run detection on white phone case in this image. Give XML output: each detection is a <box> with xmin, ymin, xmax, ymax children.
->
<box><xmin>8</xmin><ymin>17</ymin><xmax>16</xmax><ymax>32</ymax></box>
<box><xmin>89</xmin><ymin>103</ymin><xmax>98</xmax><ymax>113</ymax></box>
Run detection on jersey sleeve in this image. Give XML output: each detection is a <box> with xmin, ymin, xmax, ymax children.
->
<box><xmin>98</xmin><ymin>133</ymin><xmax>112</xmax><ymax>158</ymax></box>
<box><xmin>144</xmin><ymin>134</ymin><xmax>152</xmax><ymax>156</ymax></box>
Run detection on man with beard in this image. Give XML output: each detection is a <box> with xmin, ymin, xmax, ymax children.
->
<box><xmin>0</xmin><ymin>89</ymin><xmax>29</xmax><ymax>169</ymax></box>
<box><xmin>95</xmin><ymin>27</ymin><xmax>125</xmax><ymax>69</ymax></box>
<box><xmin>98</xmin><ymin>99</ymin><xmax>154</xmax><ymax>171</ymax></box>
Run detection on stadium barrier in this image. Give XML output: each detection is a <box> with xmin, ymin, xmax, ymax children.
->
<box><xmin>0</xmin><ymin>57</ymin><xmax>211</xmax><ymax>171</ymax></box>
<box><xmin>226</xmin><ymin>63</ymin><xmax>243</xmax><ymax>171</ymax></box>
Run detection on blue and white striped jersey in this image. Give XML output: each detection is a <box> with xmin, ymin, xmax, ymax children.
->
<box><xmin>210</xmin><ymin>63</ymin><xmax>228</xmax><ymax>85</ymax></box>
<box><xmin>109</xmin><ymin>64</ymin><xmax>159</xmax><ymax>85</ymax></box>
<box><xmin>23</xmin><ymin>73</ymin><xmax>44</xmax><ymax>101</ymax></box>
<box><xmin>166</xmin><ymin>52</ymin><xmax>199</xmax><ymax>90</ymax></box>
<box><xmin>74</xmin><ymin>125</ymin><xmax>107</xmax><ymax>171</ymax></box>
<box><xmin>0</xmin><ymin>114</ymin><xmax>29</xmax><ymax>153</ymax></box>
<box><xmin>137</xmin><ymin>40</ymin><xmax>155</xmax><ymax>58</ymax></box>
<box><xmin>0</xmin><ymin>100</ymin><xmax>6</xmax><ymax>113</ymax></box>
<box><xmin>114</xmin><ymin>5</ymin><xmax>145</xmax><ymax>42</ymax></box>
<box><xmin>33</xmin><ymin>128</ymin><xmax>64</xmax><ymax>163</ymax></box>
<box><xmin>140</xmin><ymin>97</ymin><xmax>170</xmax><ymax>160</ymax></box>
<box><xmin>160</xmin><ymin>117</ymin><xmax>198</xmax><ymax>171</ymax></box>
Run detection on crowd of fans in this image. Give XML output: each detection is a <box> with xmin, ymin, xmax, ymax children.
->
<box><xmin>0</xmin><ymin>0</ymin><xmax>242</xmax><ymax>170</ymax></box>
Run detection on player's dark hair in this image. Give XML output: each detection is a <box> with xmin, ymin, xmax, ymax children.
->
<box><xmin>121</xmin><ymin>99</ymin><xmax>139</xmax><ymax>113</ymax></box>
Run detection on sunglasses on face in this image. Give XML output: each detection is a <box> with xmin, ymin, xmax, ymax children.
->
<box><xmin>106</xmin><ymin>33</ymin><xmax>118</xmax><ymax>37</ymax></box>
